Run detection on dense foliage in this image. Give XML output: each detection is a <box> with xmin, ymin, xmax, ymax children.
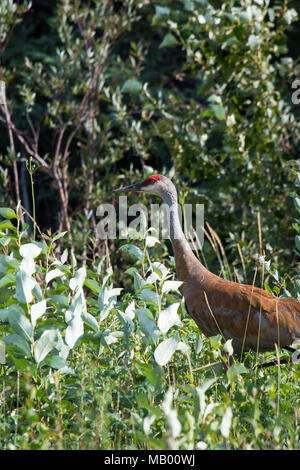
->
<box><xmin>1</xmin><ymin>0</ymin><xmax>300</xmax><ymax>276</ymax></box>
<box><xmin>0</xmin><ymin>0</ymin><xmax>300</xmax><ymax>450</ymax></box>
<box><xmin>0</xmin><ymin>194</ymin><xmax>299</xmax><ymax>449</ymax></box>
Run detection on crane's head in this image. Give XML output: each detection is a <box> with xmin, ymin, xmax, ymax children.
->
<box><xmin>113</xmin><ymin>174</ymin><xmax>174</xmax><ymax>198</ymax></box>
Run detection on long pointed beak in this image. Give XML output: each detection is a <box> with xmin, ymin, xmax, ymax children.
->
<box><xmin>113</xmin><ymin>182</ymin><xmax>144</xmax><ymax>193</ymax></box>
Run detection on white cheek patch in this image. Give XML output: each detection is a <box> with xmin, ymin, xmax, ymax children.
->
<box><xmin>143</xmin><ymin>184</ymin><xmax>160</xmax><ymax>195</ymax></box>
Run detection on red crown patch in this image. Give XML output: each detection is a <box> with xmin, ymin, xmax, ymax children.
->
<box><xmin>143</xmin><ymin>175</ymin><xmax>161</xmax><ymax>186</ymax></box>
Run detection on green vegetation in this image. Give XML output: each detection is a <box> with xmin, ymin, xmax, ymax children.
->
<box><xmin>0</xmin><ymin>191</ymin><xmax>300</xmax><ymax>449</ymax></box>
<box><xmin>0</xmin><ymin>0</ymin><xmax>300</xmax><ymax>450</ymax></box>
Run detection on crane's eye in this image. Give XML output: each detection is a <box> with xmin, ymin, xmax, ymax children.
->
<box><xmin>143</xmin><ymin>175</ymin><xmax>161</xmax><ymax>186</ymax></box>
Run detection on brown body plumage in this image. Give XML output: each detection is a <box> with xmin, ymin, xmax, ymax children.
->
<box><xmin>173</xmin><ymin>238</ymin><xmax>300</xmax><ymax>353</ymax></box>
<box><xmin>114</xmin><ymin>175</ymin><xmax>300</xmax><ymax>354</ymax></box>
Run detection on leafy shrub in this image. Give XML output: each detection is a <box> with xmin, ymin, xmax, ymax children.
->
<box><xmin>0</xmin><ymin>187</ymin><xmax>300</xmax><ymax>449</ymax></box>
<box><xmin>0</xmin><ymin>0</ymin><xmax>299</xmax><ymax>280</ymax></box>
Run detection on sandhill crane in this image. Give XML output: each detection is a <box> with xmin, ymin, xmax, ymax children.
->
<box><xmin>113</xmin><ymin>175</ymin><xmax>300</xmax><ymax>359</ymax></box>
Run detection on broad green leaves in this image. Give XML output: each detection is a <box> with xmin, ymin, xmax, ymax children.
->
<box><xmin>34</xmin><ymin>329</ymin><xmax>59</xmax><ymax>364</ymax></box>
<box><xmin>8</xmin><ymin>305</ymin><xmax>33</xmax><ymax>342</ymax></box>
<box><xmin>16</xmin><ymin>243</ymin><xmax>41</xmax><ymax>304</ymax></box>
<box><xmin>0</xmin><ymin>272</ymin><xmax>15</xmax><ymax>289</ymax></box>
<box><xmin>154</xmin><ymin>335</ymin><xmax>179</xmax><ymax>366</ymax></box>
<box><xmin>157</xmin><ymin>303</ymin><xmax>181</xmax><ymax>334</ymax></box>
<box><xmin>16</xmin><ymin>268</ymin><xmax>36</xmax><ymax>304</ymax></box>
<box><xmin>0</xmin><ymin>232</ymin><xmax>101</xmax><ymax>370</ymax></box>
<box><xmin>136</xmin><ymin>308</ymin><xmax>159</xmax><ymax>343</ymax></box>
<box><xmin>159</xmin><ymin>33</ymin><xmax>179</xmax><ymax>49</ymax></box>
<box><xmin>162</xmin><ymin>280</ymin><xmax>182</xmax><ymax>295</ymax></box>
<box><xmin>69</xmin><ymin>266</ymin><xmax>86</xmax><ymax>291</ymax></box>
<box><xmin>0</xmin><ymin>220</ymin><xmax>16</xmax><ymax>231</ymax></box>
<box><xmin>139</xmin><ymin>288</ymin><xmax>160</xmax><ymax>306</ymax></box>
<box><xmin>20</xmin><ymin>243</ymin><xmax>41</xmax><ymax>259</ymax></box>
<box><xmin>2</xmin><ymin>334</ymin><xmax>31</xmax><ymax>356</ymax></box>
<box><xmin>65</xmin><ymin>286</ymin><xmax>86</xmax><ymax>349</ymax></box>
<box><xmin>98</xmin><ymin>285</ymin><xmax>123</xmax><ymax>322</ymax></box>
<box><xmin>220</xmin><ymin>407</ymin><xmax>233</xmax><ymax>438</ymax></box>
<box><xmin>162</xmin><ymin>388</ymin><xmax>182</xmax><ymax>438</ymax></box>
<box><xmin>31</xmin><ymin>300</ymin><xmax>47</xmax><ymax>327</ymax></box>
<box><xmin>120</xmin><ymin>244</ymin><xmax>145</xmax><ymax>261</ymax></box>
<box><xmin>0</xmin><ymin>207</ymin><xmax>18</xmax><ymax>219</ymax></box>
<box><xmin>45</xmin><ymin>268</ymin><xmax>65</xmax><ymax>284</ymax></box>
<box><xmin>121</xmin><ymin>79</ymin><xmax>143</xmax><ymax>95</ymax></box>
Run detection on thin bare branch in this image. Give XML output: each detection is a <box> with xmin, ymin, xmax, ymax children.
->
<box><xmin>0</xmin><ymin>84</ymin><xmax>24</xmax><ymax>224</ymax></box>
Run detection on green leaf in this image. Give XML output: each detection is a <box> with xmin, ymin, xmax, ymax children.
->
<box><xmin>32</xmin><ymin>282</ymin><xmax>43</xmax><ymax>302</ymax></box>
<box><xmin>125</xmin><ymin>267</ymin><xmax>145</xmax><ymax>290</ymax></box>
<box><xmin>65</xmin><ymin>289</ymin><xmax>85</xmax><ymax>348</ymax></box>
<box><xmin>43</xmin><ymin>354</ymin><xmax>68</xmax><ymax>370</ymax></box>
<box><xmin>152</xmin><ymin>5</ymin><xmax>170</xmax><ymax>25</ymax></box>
<box><xmin>139</xmin><ymin>288</ymin><xmax>160</xmax><ymax>306</ymax></box>
<box><xmin>0</xmin><ymin>220</ymin><xmax>16</xmax><ymax>231</ymax></box>
<box><xmin>294</xmin><ymin>197</ymin><xmax>300</xmax><ymax>211</ymax></box>
<box><xmin>295</xmin><ymin>235</ymin><xmax>300</xmax><ymax>251</ymax></box>
<box><xmin>0</xmin><ymin>307</ymin><xmax>9</xmax><ymax>321</ymax></box>
<box><xmin>193</xmin><ymin>388</ymin><xmax>206</xmax><ymax>422</ymax></box>
<box><xmin>98</xmin><ymin>286</ymin><xmax>122</xmax><ymax>322</ymax></box>
<box><xmin>30</xmin><ymin>299</ymin><xmax>47</xmax><ymax>327</ymax></box>
<box><xmin>162</xmin><ymin>280</ymin><xmax>183</xmax><ymax>294</ymax></box>
<box><xmin>117</xmin><ymin>309</ymin><xmax>134</xmax><ymax>338</ymax></box>
<box><xmin>69</xmin><ymin>266</ymin><xmax>86</xmax><ymax>290</ymax></box>
<box><xmin>82</xmin><ymin>310</ymin><xmax>99</xmax><ymax>332</ymax></box>
<box><xmin>195</xmin><ymin>335</ymin><xmax>203</xmax><ymax>354</ymax></box>
<box><xmin>163</xmin><ymin>388</ymin><xmax>181</xmax><ymax>438</ymax></box>
<box><xmin>0</xmin><ymin>208</ymin><xmax>18</xmax><ymax>219</ymax></box>
<box><xmin>294</xmin><ymin>279</ymin><xmax>300</xmax><ymax>294</ymax></box>
<box><xmin>61</xmin><ymin>248</ymin><xmax>68</xmax><ymax>264</ymax></box>
<box><xmin>50</xmin><ymin>295</ymin><xmax>69</xmax><ymax>308</ymax></box>
<box><xmin>84</xmin><ymin>278</ymin><xmax>101</xmax><ymax>294</ymax></box>
<box><xmin>0</xmin><ymin>272</ymin><xmax>15</xmax><ymax>289</ymax></box>
<box><xmin>45</xmin><ymin>268</ymin><xmax>65</xmax><ymax>284</ymax></box>
<box><xmin>294</xmin><ymin>173</ymin><xmax>300</xmax><ymax>188</ymax></box>
<box><xmin>136</xmin><ymin>308</ymin><xmax>159</xmax><ymax>343</ymax></box>
<box><xmin>8</xmin><ymin>305</ymin><xmax>33</xmax><ymax>342</ymax></box>
<box><xmin>34</xmin><ymin>329</ymin><xmax>59</xmax><ymax>364</ymax></box>
<box><xmin>151</xmin><ymin>262</ymin><xmax>169</xmax><ymax>280</ymax></box>
<box><xmin>227</xmin><ymin>363</ymin><xmax>248</xmax><ymax>382</ymax></box>
<box><xmin>52</xmin><ymin>231</ymin><xmax>68</xmax><ymax>242</ymax></box>
<box><xmin>247</xmin><ymin>34</ymin><xmax>259</xmax><ymax>49</ymax></box>
<box><xmin>0</xmin><ymin>255</ymin><xmax>19</xmax><ymax>272</ymax></box>
<box><xmin>176</xmin><ymin>341</ymin><xmax>189</xmax><ymax>353</ymax></box>
<box><xmin>20</xmin><ymin>243</ymin><xmax>41</xmax><ymax>259</ymax></box>
<box><xmin>159</xmin><ymin>33</ymin><xmax>179</xmax><ymax>49</ymax></box>
<box><xmin>100</xmin><ymin>329</ymin><xmax>120</xmax><ymax>346</ymax></box>
<box><xmin>145</xmin><ymin>235</ymin><xmax>160</xmax><ymax>248</ymax></box>
<box><xmin>158</xmin><ymin>303</ymin><xmax>181</xmax><ymax>334</ymax></box>
<box><xmin>65</xmin><ymin>312</ymin><xmax>84</xmax><ymax>349</ymax></box>
<box><xmin>135</xmin><ymin>361</ymin><xmax>163</xmax><ymax>389</ymax></box>
<box><xmin>16</xmin><ymin>268</ymin><xmax>36</xmax><ymax>304</ymax></box>
<box><xmin>70</xmin><ymin>249</ymin><xmax>77</xmax><ymax>269</ymax></box>
<box><xmin>125</xmin><ymin>301</ymin><xmax>135</xmax><ymax>320</ymax></box>
<box><xmin>12</xmin><ymin>358</ymin><xmax>35</xmax><ymax>373</ymax></box>
<box><xmin>209</xmin><ymin>334</ymin><xmax>222</xmax><ymax>349</ymax></box>
<box><xmin>220</xmin><ymin>407</ymin><xmax>232</xmax><ymax>438</ymax></box>
<box><xmin>20</xmin><ymin>256</ymin><xmax>36</xmax><ymax>277</ymax></box>
<box><xmin>223</xmin><ymin>339</ymin><xmax>234</xmax><ymax>355</ymax></box>
<box><xmin>154</xmin><ymin>335</ymin><xmax>179</xmax><ymax>366</ymax></box>
<box><xmin>120</xmin><ymin>244</ymin><xmax>145</xmax><ymax>261</ymax></box>
<box><xmin>0</xmin><ymin>235</ymin><xmax>12</xmax><ymax>247</ymax></box>
<box><xmin>210</xmin><ymin>104</ymin><xmax>226</xmax><ymax>120</ymax></box>
<box><xmin>55</xmin><ymin>332</ymin><xmax>70</xmax><ymax>360</ymax></box>
<box><xmin>121</xmin><ymin>79</ymin><xmax>143</xmax><ymax>95</ymax></box>
<box><xmin>2</xmin><ymin>334</ymin><xmax>31</xmax><ymax>356</ymax></box>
